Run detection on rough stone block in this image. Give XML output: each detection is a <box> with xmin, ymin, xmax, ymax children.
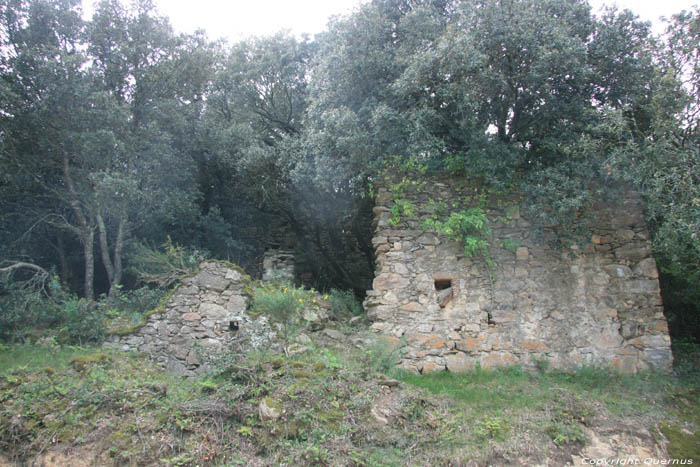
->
<box><xmin>400</xmin><ymin>302</ymin><xmax>424</xmax><ymax>313</ymax></box>
<box><xmin>181</xmin><ymin>312</ymin><xmax>202</xmax><ymax>322</ymax></box>
<box><xmin>616</xmin><ymin>229</ymin><xmax>636</xmax><ymax>241</ymax></box>
<box><xmin>373</xmin><ymin>273</ymin><xmax>410</xmax><ymax>291</ymax></box>
<box><xmin>199</xmin><ymin>303</ymin><xmax>227</xmax><ymax>319</ymax></box>
<box><xmin>628</xmin><ymin>280</ymin><xmax>660</xmax><ymax>294</ymax></box>
<box><xmin>381</xmin><ymin>291</ymin><xmax>399</xmax><ymax>304</ymax></box>
<box><xmin>594</xmin><ymin>330</ymin><xmax>623</xmax><ymax>349</ymax></box>
<box><xmin>226</xmin><ymin>295</ymin><xmax>247</xmax><ymax>313</ymax></box>
<box><xmin>522</xmin><ymin>339</ymin><xmax>549</xmax><ymax>352</ymax></box>
<box><xmin>621</xmin><ymin>322</ymin><xmax>640</xmax><ymax>339</ymax></box>
<box><xmin>614</xmin><ymin>244</ymin><xmax>651</xmax><ymax>262</ymax></box>
<box><xmin>642</xmin><ymin>348</ymin><xmax>673</xmax><ymax>371</ymax></box>
<box><xmin>490</xmin><ymin>311</ymin><xmax>515</xmax><ymax>324</ymax></box>
<box><xmin>604</xmin><ymin>265</ymin><xmax>632</xmax><ymax>278</ymax></box>
<box><xmin>372</xmin><ymin>236</ymin><xmax>388</xmax><ymax>245</ymax></box>
<box><xmin>416</xmin><ymin>233</ymin><xmax>439</xmax><ymax>245</ymax></box>
<box><xmin>647</xmin><ymin>320</ymin><xmax>669</xmax><ymax>334</ymax></box>
<box><xmin>225</xmin><ymin>269</ymin><xmax>242</xmax><ymax>281</ymax></box>
<box><xmin>196</xmin><ymin>270</ymin><xmax>229</xmax><ymax>292</ymax></box>
<box><xmin>456</xmin><ymin>336</ymin><xmax>484</xmax><ymax>352</ymax></box>
<box><xmin>515</xmin><ymin>247</ymin><xmax>529</xmax><ymax>260</ymax></box>
<box><xmin>633</xmin><ymin>258</ymin><xmax>659</xmax><ymax>279</ymax></box>
<box><xmin>611</xmin><ymin>354</ymin><xmax>638</xmax><ymax>372</ymax></box>
<box><xmin>598</xmin><ymin>308</ymin><xmax>618</xmax><ymax>319</ymax></box>
<box><xmin>480</xmin><ymin>352</ymin><xmax>517</xmax><ymax>369</ymax></box>
<box><xmin>421</xmin><ymin>361</ymin><xmax>444</xmax><ymax>374</ymax></box>
<box><xmin>445</xmin><ymin>352</ymin><xmax>472</xmax><ymax>372</ymax></box>
<box><xmin>424</xmin><ymin>335</ymin><xmax>447</xmax><ymax>349</ymax></box>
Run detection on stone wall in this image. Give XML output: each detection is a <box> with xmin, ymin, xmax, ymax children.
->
<box><xmin>262</xmin><ymin>249</ymin><xmax>295</xmax><ymax>283</ymax></box>
<box><xmin>364</xmin><ymin>175</ymin><xmax>673</xmax><ymax>373</ymax></box>
<box><xmin>105</xmin><ymin>261</ymin><xmax>275</xmax><ymax>375</ymax></box>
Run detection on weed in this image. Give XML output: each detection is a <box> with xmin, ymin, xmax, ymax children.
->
<box><xmin>546</xmin><ymin>420</ymin><xmax>586</xmax><ymax>446</ymax></box>
<box><xmin>533</xmin><ymin>355</ymin><xmax>550</xmax><ymax>374</ymax></box>
<box><xmin>475</xmin><ymin>417</ymin><xmax>509</xmax><ymax>440</ymax></box>
<box><xmin>365</xmin><ymin>338</ymin><xmax>404</xmax><ymax>374</ymax></box>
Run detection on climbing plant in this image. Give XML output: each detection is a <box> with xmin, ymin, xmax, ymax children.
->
<box><xmin>423</xmin><ymin>208</ymin><xmax>491</xmax><ymax>260</ymax></box>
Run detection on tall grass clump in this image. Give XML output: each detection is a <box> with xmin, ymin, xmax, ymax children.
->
<box><xmin>251</xmin><ymin>283</ymin><xmax>326</xmax><ymax>345</ymax></box>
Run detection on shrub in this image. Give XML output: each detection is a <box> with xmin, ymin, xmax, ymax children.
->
<box><xmin>58</xmin><ymin>297</ymin><xmax>105</xmax><ymax>345</ymax></box>
<box><xmin>0</xmin><ymin>277</ymin><xmax>104</xmax><ymax>344</ymax></box>
<box><xmin>326</xmin><ymin>289</ymin><xmax>362</xmax><ymax>321</ymax></box>
<box><xmin>129</xmin><ymin>237</ymin><xmax>205</xmax><ymax>288</ymax></box>
<box><xmin>98</xmin><ymin>286</ymin><xmax>167</xmax><ymax>321</ymax></box>
<box><xmin>250</xmin><ymin>283</ymin><xmax>323</xmax><ymax>345</ymax></box>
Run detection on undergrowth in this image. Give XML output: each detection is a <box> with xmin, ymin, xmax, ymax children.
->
<box><xmin>0</xmin><ymin>340</ymin><xmax>697</xmax><ymax>466</ymax></box>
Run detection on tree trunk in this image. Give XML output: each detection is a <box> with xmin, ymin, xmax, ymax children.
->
<box><xmin>111</xmin><ymin>217</ymin><xmax>125</xmax><ymax>297</ymax></box>
<box><xmin>82</xmin><ymin>228</ymin><xmax>95</xmax><ymax>301</ymax></box>
<box><xmin>97</xmin><ymin>211</ymin><xmax>126</xmax><ymax>297</ymax></box>
<box><xmin>63</xmin><ymin>155</ymin><xmax>95</xmax><ymax>300</ymax></box>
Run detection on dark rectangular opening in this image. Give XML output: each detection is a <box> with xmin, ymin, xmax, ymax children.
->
<box><xmin>434</xmin><ymin>277</ymin><xmax>453</xmax><ymax>308</ymax></box>
<box><xmin>434</xmin><ymin>278</ymin><xmax>452</xmax><ymax>291</ymax></box>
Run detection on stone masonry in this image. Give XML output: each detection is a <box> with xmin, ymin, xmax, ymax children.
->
<box><xmin>262</xmin><ymin>249</ymin><xmax>295</xmax><ymax>283</ymax></box>
<box><xmin>364</xmin><ymin>175</ymin><xmax>673</xmax><ymax>374</ymax></box>
<box><xmin>105</xmin><ymin>261</ymin><xmax>275</xmax><ymax>375</ymax></box>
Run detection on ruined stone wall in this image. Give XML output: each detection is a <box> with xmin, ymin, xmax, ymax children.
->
<box><xmin>364</xmin><ymin>176</ymin><xmax>673</xmax><ymax>373</ymax></box>
<box><xmin>262</xmin><ymin>249</ymin><xmax>295</xmax><ymax>283</ymax></box>
<box><xmin>105</xmin><ymin>261</ymin><xmax>275</xmax><ymax>375</ymax></box>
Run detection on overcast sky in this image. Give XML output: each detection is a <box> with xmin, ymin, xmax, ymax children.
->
<box><xmin>87</xmin><ymin>0</ymin><xmax>699</xmax><ymax>41</ymax></box>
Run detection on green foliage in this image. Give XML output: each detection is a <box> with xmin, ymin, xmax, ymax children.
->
<box><xmin>365</xmin><ymin>338</ymin><xmax>404</xmax><ymax>375</ymax></box>
<box><xmin>326</xmin><ymin>289</ymin><xmax>363</xmax><ymax>321</ymax></box>
<box><xmin>98</xmin><ymin>286</ymin><xmax>167</xmax><ymax>322</ymax></box>
<box><xmin>499</xmin><ymin>238</ymin><xmax>521</xmax><ymax>252</ymax></box>
<box><xmin>129</xmin><ymin>238</ymin><xmax>205</xmax><ymax>288</ymax></box>
<box><xmin>0</xmin><ymin>276</ymin><xmax>103</xmax><ymax>344</ymax></box>
<box><xmin>388</xmin><ymin>199</ymin><xmax>415</xmax><ymax>226</ymax></box>
<box><xmin>250</xmin><ymin>283</ymin><xmax>325</xmax><ymax>344</ymax></box>
<box><xmin>546</xmin><ymin>420</ymin><xmax>587</xmax><ymax>446</ymax></box>
<box><xmin>1</xmin><ymin>0</ymin><xmax>700</xmax><ymax>345</ymax></box>
<box><xmin>672</xmin><ymin>339</ymin><xmax>700</xmax><ymax>382</ymax></box>
<box><xmin>58</xmin><ymin>298</ymin><xmax>105</xmax><ymax>345</ymax></box>
<box><xmin>424</xmin><ymin>208</ymin><xmax>491</xmax><ymax>258</ymax></box>
<box><xmin>475</xmin><ymin>417</ymin><xmax>509</xmax><ymax>440</ymax></box>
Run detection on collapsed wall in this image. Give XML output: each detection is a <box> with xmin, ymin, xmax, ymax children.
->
<box><xmin>262</xmin><ymin>249</ymin><xmax>295</xmax><ymax>282</ymax></box>
<box><xmin>364</xmin><ymin>175</ymin><xmax>673</xmax><ymax>373</ymax></box>
<box><xmin>104</xmin><ymin>261</ymin><xmax>275</xmax><ymax>375</ymax></box>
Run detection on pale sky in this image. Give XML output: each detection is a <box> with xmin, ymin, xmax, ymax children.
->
<box><xmin>151</xmin><ymin>0</ymin><xmax>364</xmax><ymax>41</ymax></box>
<box><xmin>88</xmin><ymin>0</ymin><xmax>699</xmax><ymax>41</ymax></box>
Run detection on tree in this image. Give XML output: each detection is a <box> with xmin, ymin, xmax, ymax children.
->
<box><xmin>0</xmin><ymin>0</ymin><xmax>213</xmax><ymax>299</ymax></box>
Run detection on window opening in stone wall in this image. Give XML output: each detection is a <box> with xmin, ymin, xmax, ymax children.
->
<box><xmin>229</xmin><ymin>321</ymin><xmax>239</xmax><ymax>332</ymax></box>
<box><xmin>434</xmin><ymin>277</ymin><xmax>453</xmax><ymax>308</ymax></box>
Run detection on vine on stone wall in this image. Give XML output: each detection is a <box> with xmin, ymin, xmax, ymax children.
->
<box><xmin>379</xmin><ymin>156</ymin><xmax>499</xmax><ymax>264</ymax></box>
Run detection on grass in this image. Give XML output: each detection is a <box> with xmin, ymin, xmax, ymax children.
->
<box><xmin>0</xmin><ymin>343</ymin><xmax>94</xmax><ymax>372</ymax></box>
<box><xmin>0</xmin><ymin>338</ymin><xmax>698</xmax><ymax>466</ymax></box>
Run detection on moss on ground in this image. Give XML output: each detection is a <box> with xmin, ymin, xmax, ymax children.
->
<box><xmin>661</xmin><ymin>423</ymin><xmax>700</xmax><ymax>461</ymax></box>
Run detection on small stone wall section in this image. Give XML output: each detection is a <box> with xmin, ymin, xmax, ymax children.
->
<box><xmin>105</xmin><ymin>261</ymin><xmax>275</xmax><ymax>375</ymax></box>
<box><xmin>364</xmin><ymin>176</ymin><xmax>673</xmax><ymax>374</ymax></box>
<box><xmin>262</xmin><ymin>249</ymin><xmax>295</xmax><ymax>283</ymax></box>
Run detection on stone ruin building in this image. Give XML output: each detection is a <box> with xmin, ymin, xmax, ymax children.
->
<box><xmin>364</xmin><ymin>174</ymin><xmax>673</xmax><ymax>374</ymax></box>
<box><xmin>261</xmin><ymin>249</ymin><xmax>295</xmax><ymax>282</ymax></box>
<box><xmin>106</xmin><ymin>173</ymin><xmax>674</xmax><ymax>376</ymax></box>
<box><xmin>105</xmin><ymin>261</ymin><xmax>276</xmax><ymax>375</ymax></box>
